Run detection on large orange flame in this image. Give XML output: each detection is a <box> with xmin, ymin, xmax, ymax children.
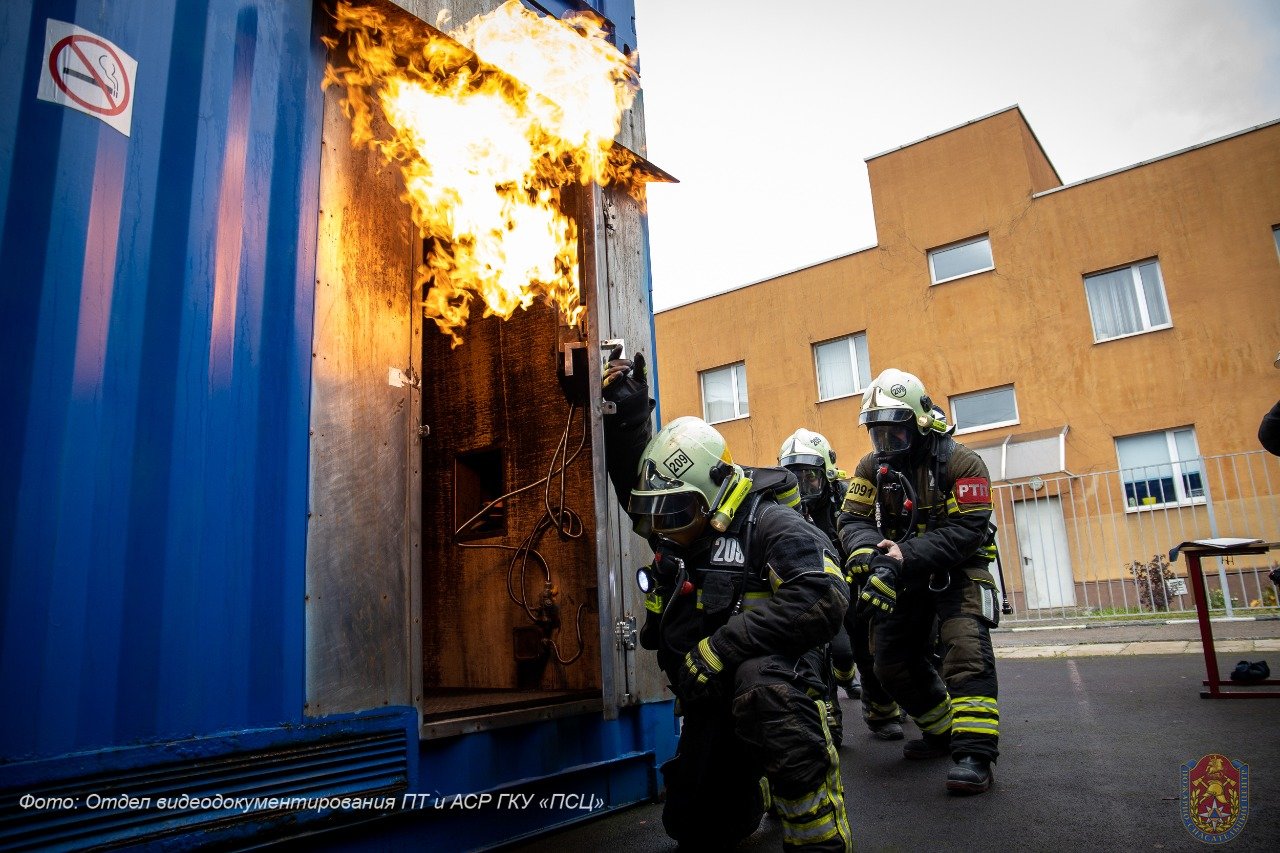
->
<box><xmin>324</xmin><ymin>0</ymin><xmax>640</xmax><ymax>346</ymax></box>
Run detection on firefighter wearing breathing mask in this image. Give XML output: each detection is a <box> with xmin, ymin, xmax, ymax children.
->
<box><xmin>779</xmin><ymin>429</ymin><xmax>907</xmax><ymax>744</ymax></box>
<box><xmin>836</xmin><ymin>368</ymin><xmax>1002</xmax><ymax>794</ymax></box>
<box><xmin>603</xmin><ymin>352</ymin><xmax>852</xmax><ymax>852</ymax></box>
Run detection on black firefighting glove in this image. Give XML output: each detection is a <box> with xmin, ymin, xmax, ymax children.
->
<box><xmin>678</xmin><ymin>637</ymin><xmax>726</xmax><ymax>703</ymax></box>
<box><xmin>602</xmin><ymin>348</ymin><xmax>654</xmax><ymax>430</ymax></box>
<box><xmin>844</xmin><ymin>548</ymin><xmax>879</xmax><ymax>582</ymax></box>
<box><xmin>856</xmin><ymin>555</ymin><xmax>899</xmax><ymax>618</ymax></box>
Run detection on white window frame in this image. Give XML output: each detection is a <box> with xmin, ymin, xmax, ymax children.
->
<box><xmin>1272</xmin><ymin>225</ymin><xmax>1279</xmax><ymax>261</ymax></box>
<box><xmin>928</xmin><ymin>235</ymin><xmax>994</xmax><ymax>285</ymax></box>
<box><xmin>813</xmin><ymin>333</ymin><xmax>870</xmax><ymax>402</ymax></box>
<box><xmin>950</xmin><ymin>385</ymin><xmax>1019</xmax><ymax>435</ymax></box>
<box><xmin>1083</xmin><ymin>258</ymin><xmax>1172</xmax><ymax>343</ymax></box>
<box><xmin>1115</xmin><ymin>427</ymin><xmax>1205</xmax><ymax>512</ymax></box>
<box><xmin>700</xmin><ymin>362</ymin><xmax>749</xmax><ymax>424</ymax></box>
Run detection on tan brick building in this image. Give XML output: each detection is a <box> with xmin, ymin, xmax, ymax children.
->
<box><xmin>652</xmin><ymin>106</ymin><xmax>1280</xmax><ymax>614</ymax></box>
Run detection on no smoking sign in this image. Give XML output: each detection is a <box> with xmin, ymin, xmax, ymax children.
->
<box><xmin>37</xmin><ymin>19</ymin><xmax>137</xmax><ymax>137</ymax></box>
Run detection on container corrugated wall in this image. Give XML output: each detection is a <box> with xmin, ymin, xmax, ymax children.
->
<box><xmin>0</xmin><ymin>0</ymin><xmax>323</xmax><ymax>760</ymax></box>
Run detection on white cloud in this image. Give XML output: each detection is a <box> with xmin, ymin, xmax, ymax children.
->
<box><xmin>633</xmin><ymin>0</ymin><xmax>1280</xmax><ymax>310</ymax></box>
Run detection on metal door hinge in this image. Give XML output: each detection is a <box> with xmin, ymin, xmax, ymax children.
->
<box><xmin>614</xmin><ymin>616</ymin><xmax>637</xmax><ymax>651</ymax></box>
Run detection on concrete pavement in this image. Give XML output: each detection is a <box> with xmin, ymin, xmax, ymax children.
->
<box><xmin>505</xmin><ymin>619</ymin><xmax>1280</xmax><ymax>853</ymax></box>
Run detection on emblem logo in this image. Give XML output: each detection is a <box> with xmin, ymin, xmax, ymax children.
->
<box><xmin>890</xmin><ymin>383</ymin><xmax>907</xmax><ymax>398</ymax></box>
<box><xmin>1181</xmin><ymin>753</ymin><xmax>1249</xmax><ymax>843</ymax></box>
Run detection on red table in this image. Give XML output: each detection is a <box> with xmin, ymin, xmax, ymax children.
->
<box><xmin>1169</xmin><ymin>539</ymin><xmax>1280</xmax><ymax>699</ymax></box>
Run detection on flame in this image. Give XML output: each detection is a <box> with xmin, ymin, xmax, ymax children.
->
<box><xmin>324</xmin><ymin>0</ymin><xmax>640</xmax><ymax>346</ymax></box>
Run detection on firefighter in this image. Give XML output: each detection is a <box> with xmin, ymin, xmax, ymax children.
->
<box><xmin>837</xmin><ymin>368</ymin><xmax>1002</xmax><ymax>794</ymax></box>
<box><xmin>604</xmin><ymin>352</ymin><xmax>852</xmax><ymax>852</ymax></box>
<box><xmin>779</xmin><ymin>428</ymin><xmax>907</xmax><ymax>743</ymax></box>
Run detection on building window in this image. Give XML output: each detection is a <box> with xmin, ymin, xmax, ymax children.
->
<box><xmin>1115</xmin><ymin>427</ymin><xmax>1204</xmax><ymax>509</ymax></box>
<box><xmin>1083</xmin><ymin>259</ymin><xmax>1171</xmax><ymax>342</ymax></box>
<box><xmin>814</xmin><ymin>333</ymin><xmax>870</xmax><ymax>401</ymax></box>
<box><xmin>951</xmin><ymin>385</ymin><xmax>1018</xmax><ymax>433</ymax></box>
<box><xmin>1273</xmin><ymin>225</ymin><xmax>1279</xmax><ymax>259</ymax></box>
<box><xmin>700</xmin><ymin>362</ymin><xmax>748</xmax><ymax>424</ymax></box>
<box><xmin>928</xmin><ymin>235</ymin><xmax>994</xmax><ymax>284</ymax></box>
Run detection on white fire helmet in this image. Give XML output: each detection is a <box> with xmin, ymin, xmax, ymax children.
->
<box><xmin>778</xmin><ymin>428</ymin><xmax>838</xmax><ymax>504</ymax></box>
<box><xmin>859</xmin><ymin>368</ymin><xmax>936</xmax><ymax>459</ymax></box>
<box><xmin>628</xmin><ymin>416</ymin><xmax>745</xmax><ymax>541</ymax></box>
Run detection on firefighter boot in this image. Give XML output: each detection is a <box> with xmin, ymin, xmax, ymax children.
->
<box><xmin>903</xmin><ymin>733</ymin><xmax>951</xmax><ymax>760</ymax></box>
<box><xmin>946</xmin><ymin>755</ymin><xmax>993</xmax><ymax>794</ymax></box>
<box><xmin>867</xmin><ymin>717</ymin><xmax>902</xmax><ymax>740</ymax></box>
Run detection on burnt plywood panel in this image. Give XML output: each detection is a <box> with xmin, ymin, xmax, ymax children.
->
<box><xmin>420</xmin><ymin>307</ymin><xmax>601</xmax><ymax>692</ymax></box>
<box><xmin>305</xmin><ymin>50</ymin><xmax>415</xmax><ymax>716</ymax></box>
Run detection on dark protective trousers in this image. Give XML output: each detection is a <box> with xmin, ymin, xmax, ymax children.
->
<box><xmin>661</xmin><ymin>649</ymin><xmax>851</xmax><ymax>851</ymax></box>
<box><xmin>845</xmin><ymin>600</ymin><xmax>899</xmax><ymax>727</ymax></box>
<box><xmin>871</xmin><ymin>573</ymin><xmax>1000</xmax><ymax>761</ymax></box>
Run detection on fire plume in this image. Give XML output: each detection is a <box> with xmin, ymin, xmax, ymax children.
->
<box><xmin>324</xmin><ymin>0</ymin><xmax>641</xmax><ymax>346</ymax></box>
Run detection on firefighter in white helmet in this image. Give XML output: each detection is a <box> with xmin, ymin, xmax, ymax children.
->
<box><xmin>779</xmin><ymin>428</ymin><xmax>908</xmax><ymax>744</ymax></box>
<box><xmin>603</xmin><ymin>350</ymin><xmax>852</xmax><ymax>852</ymax></box>
<box><xmin>837</xmin><ymin>368</ymin><xmax>1002</xmax><ymax>794</ymax></box>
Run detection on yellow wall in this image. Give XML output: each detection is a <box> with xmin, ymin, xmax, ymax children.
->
<box><xmin>653</xmin><ymin>107</ymin><xmax>1280</xmax><ymax>478</ymax></box>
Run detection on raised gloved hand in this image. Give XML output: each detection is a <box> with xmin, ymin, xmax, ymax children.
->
<box><xmin>678</xmin><ymin>637</ymin><xmax>725</xmax><ymax>703</ymax></box>
<box><xmin>856</xmin><ymin>555</ymin><xmax>899</xmax><ymax>617</ymax></box>
<box><xmin>602</xmin><ymin>348</ymin><xmax>653</xmax><ymax>428</ymax></box>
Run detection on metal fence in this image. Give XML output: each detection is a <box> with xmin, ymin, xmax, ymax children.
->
<box><xmin>989</xmin><ymin>450</ymin><xmax>1280</xmax><ymax>624</ymax></box>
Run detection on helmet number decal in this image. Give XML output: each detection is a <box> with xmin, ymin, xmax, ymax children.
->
<box><xmin>711</xmin><ymin>536</ymin><xmax>745</xmax><ymax>566</ymax></box>
<box><xmin>663</xmin><ymin>448</ymin><xmax>694</xmax><ymax>479</ymax></box>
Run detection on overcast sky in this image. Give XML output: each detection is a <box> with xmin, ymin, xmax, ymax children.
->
<box><xmin>631</xmin><ymin>0</ymin><xmax>1280</xmax><ymax>312</ymax></box>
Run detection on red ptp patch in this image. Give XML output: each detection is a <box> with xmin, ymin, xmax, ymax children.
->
<box><xmin>955</xmin><ymin>477</ymin><xmax>991</xmax><ymax>504</ymax></box>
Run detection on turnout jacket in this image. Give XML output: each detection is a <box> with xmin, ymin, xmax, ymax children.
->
<box><xmin>836</xmin><ymin>436</ymin><xmax>995</xmax><ymax>585</ymax></box>
<box><xmin>604</xmin><ymin>414</ymin><xmax>849</xmax><ymax>682</ymax></box>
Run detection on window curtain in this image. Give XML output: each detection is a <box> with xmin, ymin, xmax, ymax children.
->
<box><xmin>702</xmin><ymin>369</ymin><xmax>735</xmax><ymax>422</ymax></box>
<box><xmin>1085</xmin><ymin>268</ymin><xmax>1141</xmax><ymax>339</ymax></box>
<box><xmin>816</xmin><ymin>339</ymin><xmax>854</xmax><ymax>399</ymax></box>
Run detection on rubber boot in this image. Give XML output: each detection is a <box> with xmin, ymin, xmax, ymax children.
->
<box><xmin>903</xmin><ymin>732</ymin><xmax>951</xmax><ymax>760</ymax></box>
<box><xmin>843</xmin><ymin>679</ymin><xmax>861</xmax><ymax>700</ymax></box>
<box><xmin>867</xmin><ymin>718</ymin><xmax>903</xmax><ymax>741</ymax></box>
<box><xmin>946</xmin><ymin>755</ymin><xmax>993</xmax><ymax>794</ymax></box>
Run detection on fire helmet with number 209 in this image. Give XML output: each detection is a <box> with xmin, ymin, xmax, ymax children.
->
<box><xmin>628</xmin><ymin>416</ymin><xmax>745</xmax><ymax>544</ymax></box>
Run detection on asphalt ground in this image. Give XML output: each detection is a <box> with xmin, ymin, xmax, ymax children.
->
<box><xmin>507</xmin><ymin>625</ymin><xmax>1280</xmax><ymax>853</ymax></box>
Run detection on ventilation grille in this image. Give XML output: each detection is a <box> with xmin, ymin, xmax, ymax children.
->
<box><xmin>1</xmin><ymin>728</ymin><xmax>409</xmax><ymax>851</ymax></box>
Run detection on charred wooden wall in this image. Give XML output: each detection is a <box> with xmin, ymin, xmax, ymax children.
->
<box><xmin>419</xmin><ymin>306</ymin><xmax>601</xmax><ymax>691</ymax></box>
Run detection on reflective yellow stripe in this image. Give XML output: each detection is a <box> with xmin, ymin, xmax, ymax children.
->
<box><xmin>697</xmin><ymin>637</ymin><xmax>722</xmax><ymax>671</ymax></box>
<box><xmin>823</xmin><ymin>555</ymin><xmax>842</xmax><ymax>578</ymax></box>
<box><xmin>952</xmin><ymin>697</ymin><xmax>998</xmax><ymax>714</ymax></box>
<box><xmin>774</xmin><ymin>789</ymin><xmax>826</xmax><ymax>816</ymax></box>
<box><xmin>768</xmin><ymin>567</ymin><xmax>783</xmax><ymax>592</ymax></box>
<box><xmin>777</xmin><ymin>485</ymin><xmax>800</xmax><ymax>508</ymax></box>
<box><xmin>915</xmin><ymin>697</ymin><xmax>953</xmax><ymax>735</ymax></box>
<box><xmin>782</xmin><ymin>813</ymin><xmax>840</xmax><ymax>845</ymax></box>
<box><xmin>832</xmin><ymin>665</ymin><xmax>855</xmax><ymax>681</ymax></box>
<box><xmin>953</xmin><ymin>722</ymin><xmax>1000</xmax><ymax>736</ymax></box>
<box><xmin>948</xmin><ymin>495</ymin><xmax>992</xmax><ymax>515</ymax></box>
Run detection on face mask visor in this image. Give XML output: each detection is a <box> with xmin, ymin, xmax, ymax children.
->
<box><xmin>869</xmin><ymin>424</ymin><xmax>913</xmax><ymax>456</ymax></box>
<box><xmin>787</xmin><ymin>464</ymin><xmax>827</xmax><ymax>503</ymax></box>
